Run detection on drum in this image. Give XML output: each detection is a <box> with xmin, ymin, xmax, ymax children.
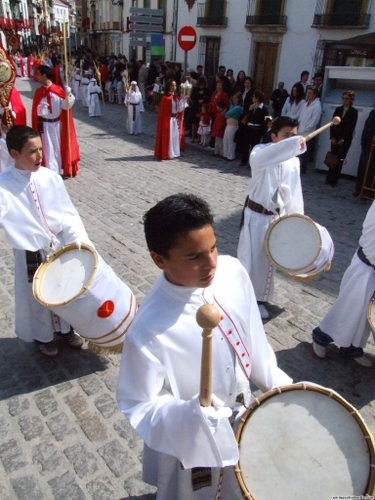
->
<box><xmin>368</xmin><ymin>292</ymin><xmax>375</xmax><ymax>331</ymax></box>
<box><xmin>264</xmin><ymin>213</ymin><xmax>334</xmax><ymax>281</ymax></box>
<box><xmin>235</xmin><ymin>383</ymin><xmax>375</xmax><ymax>499</ymax></box>
<box><xmin>33</xmin><ymin>243</ymin><xmax>137</xmax><ymax>352</ymax></box>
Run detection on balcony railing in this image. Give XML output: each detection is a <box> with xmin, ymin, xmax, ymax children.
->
<box><xmin>196</xmin><ymin>3</ymin><xmax>228</xmax><ymax>27</ymax></box>
<box><xmin>312</xmin><ymin>12</ymin><xmax>371</xmax><ymax>27</ymax></box>
<box><xmin>246</xmin><ymin>14</ymin><xmax>286</xmax><ymax>26</ymax></box>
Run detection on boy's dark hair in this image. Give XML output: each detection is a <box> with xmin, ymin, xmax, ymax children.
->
<box><xmin>6</xmin><ymin>125</ymin><xmax>40</xmax><ymax>153</ymax></box>
<box><xmin>271</xmin><ymin>116</ymin><xmax>299</xmax><ymax>136</ymax></box>
<box><xmin>301</xmin><ymin>70</ymin><xmax>309</xmax><ymax>78</ymax></box>
<box><xmin>37</xmin><ymin>64</ymin><xmax>52</xmax><ymax>80</ymax></box>
<box><xmin>216</xmin><ymin>100</ymin><xmax>226</xmax><ymax>109</ymax></box>
<box><xmin>143</xmin><ymin>194</ymin><xmax>214</xmax><ymax>257</ymax></box>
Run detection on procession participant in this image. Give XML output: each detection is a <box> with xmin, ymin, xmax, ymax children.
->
<box><xmin>73</xmin><ymin>67</ymin><xmax>81</xmax><ymax>100</ymax></box>
<box><xmin>81</xmin><ymin>70</ymin><xmax>90</xmax><ymax>107</ymax></box>
<box><xmin>0</xmin><ymin>126</ymin><xmax>90</xmax><ymax>357</ymax></box>
<box><xmin>117</xmin><ymin>193</ymin><xmax>292</xmax><ymax>500</ymax></box>
<box><xmin>13</xmin><ymin>52</ymin><xmax>24</xmax><ymax>77</ymax></box>
<box><xmin>0</xmin><ymin>44</ymin><xmax>27</xmax><ymax>172</ymax></box>
<box><xmin>154</xmin><ymin>79</ymin><xmax>186</xmax><ymax>160</ymax></box>
<box><xmin>124</xmin><ymin>81</ymin><xmax>144</xmax><ymax>135</ymax></box>
<box><xmin>237</xmin><ymin>116</ymin><xmax>306</xmax><ymax>319</ymax></box>
<box><xmin>27</xmin><ymin>53</ymin><xmax>35</xmax><ymax>78</ymax></box>
<box><xmin>312</xmin><ymin>201</ymin><xmax>375</xmax><ymax>368</ymax></box>
<box><xmin>33</xmin><ymin>55</ymin><xmax>42</xmax><ymax>82</ymax></box>
<box><xmin>32</xmin><ymin>64</ymin><xmax>80</xmax><ymax>177</ymax></box>
<box><xmin>88</xmin><ymin>77</ymin><xmax>102</xmax><ymax>117</ymax></box>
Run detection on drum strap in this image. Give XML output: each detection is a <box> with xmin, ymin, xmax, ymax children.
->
<box><xmin>26</xmin><ymin>250</ymin><xmax>43</xmax><ymax>282</ymax></box>
<box><xmin>239</xmin><ymin>195</ymin><xmax>274</xmax><ymax>229</ymax></box>
<box><xmin>358</xmin><ymin>247</ymin><xmax>375</xmax><ymax>268</ymax></box>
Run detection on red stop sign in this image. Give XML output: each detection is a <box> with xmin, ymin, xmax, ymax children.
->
<box><xmin>178</xmin><ymin>26</ymin><xmax>197</xmax><ymax>52</ymax></box>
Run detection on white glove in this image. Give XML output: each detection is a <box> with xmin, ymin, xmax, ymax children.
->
<box><xmin>201</xmin><ymin>394</ymin><xmax>233</xmax><ymax>435</ymax></box>
<box><xmin>64</xmin><ymin>86</ymin><xmax>71</xmax><ymax>94</ymax></box>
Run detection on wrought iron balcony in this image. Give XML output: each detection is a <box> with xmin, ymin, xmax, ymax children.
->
<box><xmin>245</xmin><ymin>14</ymin><xmax>286</xmax><ymax>26</ymax></box>
<box><xmin>196</xmin><ymin>3</ymin><xmax>228</xmax><ymax>27</ymax></box>
<box><xmin>312</xmin><ymin>12</ymin><xmax>370</xmax><ymax>28</ymax></box>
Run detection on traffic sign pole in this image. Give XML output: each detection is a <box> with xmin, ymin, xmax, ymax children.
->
<box><xmin>178</xmin><ymin>25</ymin><xmax>197</xmax><ymax>73</ymax></box>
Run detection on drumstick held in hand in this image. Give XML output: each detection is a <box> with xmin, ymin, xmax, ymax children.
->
<box><xmin>304</xmin><ymin>116</ymin><xmax>341</xmax><ymax>142</ymax></box>
<box><xmin>196</xmin><ymin>304</ymin><xmax>221</xmax><ymax>407</ymax></box>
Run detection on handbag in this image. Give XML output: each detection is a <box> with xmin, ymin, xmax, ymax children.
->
<box><xmin>323</xmin><ymin>151</ymin><xmax>342</xmax><ymax>171</ymax></box>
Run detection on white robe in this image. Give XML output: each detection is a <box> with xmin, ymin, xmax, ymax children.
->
<box><xmin>125</xmin><ymin>89</ymin><xmax>144</xmax><ymax>134</ymax></box>
<box><xmin>319</xmin><ymin>201</ymin><xmax>375</xmax><ymax>348</ymax></box>
<box><xmin>237</xmin><ymin>136</ymin><xmax>305</xmax><ymax>301</ymax></box>
<box><xmin>81</xmin><ymin>77</ymin><xmax>90</xmax><ymax>107</ymax></box>
<box><xmin>74</xmin><ymin>74</ymin><xmax>82</xmax><ymax>100</ymax></box>
<box><xmin>117</xmin><ymin>255</ymin><xmax>292</xmax><ymax>499</ymax></box>
<box><xmin>168</xmin><ymin>95</ymin><xmax>186</xmax><ymax>159</ymax></box>
<box><xmin>35</xmin><ymin>84</ymin><xmax>75</xmax><ymax>176</ymax></box>
<box><xmin>0</xmin><ymin>165</ymin><xmax>91</xmax><ymax>343</ymax></box>
<box><xmin>88</xmin><ymin>81</ymin><xmax>102</xmax><ymax>117</ymax></box>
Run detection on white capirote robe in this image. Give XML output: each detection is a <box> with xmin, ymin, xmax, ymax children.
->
<box><xmin>0</xmin><ymin>164</ymin><xmax>91</xmax><ymax>343</ymax></box>
<box><xmin>74</xmin><ymin>73</ymin><xmax>82</xmax><ymax>100</ymax></box>
<box><xmin>81</xmin><ymin>77</ymin><xmax>90</xmax><ymax>107</ymax></box>
<box><xmin>169</xmin><ymin>95</ymin><xmax>186</xmax><ymax>159</ymax></box>
<box><xmin>237</xmin><ymin>136</ymin><xmax>306</xmax><ymax>301</ymax></box>
<box><xmin>88</xmin><ymin>80</ymin><xmax>102</xmax><ymax>117</ymax></box>
<box><xmin>117</xmin><ymin>255</ymin><xmax>292</xmax><ymax>500</ymax></box>
<box><xmin>124</xmin><ymin>88</ymin><xmax>144</xmax><ymax>134</ymax></box>
<box><xmin>36</xmin><ymin>84</ymin><xmax>75</xmax><ymax>176</ymax></box>
<box><xmin>319</xmin><ymin>201</ymin><xmax>375</xmax><ymax>348</ymax></box>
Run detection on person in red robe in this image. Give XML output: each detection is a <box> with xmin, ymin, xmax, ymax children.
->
<box><xmin>154</xmin><ymin>79</ymin><xmax>186</xmax><ymax>160</ymax></box>
<box><xmin>33</xmin><ymin>58</ymin><xmax>42</xmax><ymax>82</ymax></box>
<box><xmin>31</xmin><ymin>64</ymin><xmax>80</xmax><ymax>177</ymax></box>
<box><xmin>26</xmin><ymin>54</ymin><xmax>35</xmax><ymax>77</ymax></box>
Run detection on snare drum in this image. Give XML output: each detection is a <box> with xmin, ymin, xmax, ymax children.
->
<box><xmin>264</xmin><ymin>213</ymin><xmax>334</xmax><ymax>281</ymax></box>
<box><xmin>33</xmin><ymin>243</ymin><xmax>137</xmax><ymax>352</ymax></box>
<box><xmin>235</xmin><ymin>383</ymin><xmax>375</xmax><ymax>499</ymax></box>
<box><xmin>368</xmin><ymin>292</ymin><xmax>375</xmax><ymax>331</ymax></box>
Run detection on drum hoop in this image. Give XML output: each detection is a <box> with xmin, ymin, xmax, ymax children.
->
<box><xmin>367</xmin><ymin>292</ymin><xmax>375</xmax><ymax>331</ymax></box>
<box><xmin>234</xmin><ymin>383</ymin><xmax>375</xmax><ymax>499</ymax></box>
<box><xmin>33</xmin><ymin>243</ymin><xmax>98</xmax><ymax>308</ymax></box>
<box><xmin>264</xmin><ymin>214</ymin><xmax>323</xmax><ymax>273</ymax></box>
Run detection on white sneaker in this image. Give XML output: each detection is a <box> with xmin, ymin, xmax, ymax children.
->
<box><xmin>258</xmin><ymin>304</ymin><xmax>269</xmax><ymax>320</ymax></box>
<box><xmin>313</xmin><ymin>341</ymin><xmax>326</xmax><ymax>359</ymax></box>
<box><xmin>353</xmin><ymin>355</ymin><xmax>372</xmax><ymax>367</ymax></box>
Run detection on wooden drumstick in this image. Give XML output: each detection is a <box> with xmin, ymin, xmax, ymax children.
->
<box><xmin>196</xmin><ymin>304</ymin><xmax>221</xmax><ymax>407</ymax></box>
<box><xmin>304</xmin><ymin>116</ymin><xmax>341</xmax><ymax>142</ymax></box>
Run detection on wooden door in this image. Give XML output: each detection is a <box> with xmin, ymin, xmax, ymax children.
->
<box><xmin>253</xmin><ymin>42</ymin><xmax>278</xmax><ymax>103</ymax></box>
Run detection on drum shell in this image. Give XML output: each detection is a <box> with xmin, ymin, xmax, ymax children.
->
<box><xmin>33</xmin><ymin>245</ymin><xmax>137</xmax><ymax>349</ymax></box>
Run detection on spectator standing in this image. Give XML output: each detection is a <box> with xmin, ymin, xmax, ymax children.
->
<box><xmin>223</xmin><ymin>92</ymin><xmax>243</xmax><ymax>161</ymax></box>
<box><xmin>196</xmin><ymin>104</ymin><xmax>211</xmax><ymax>147</ymax></box>
<box><xmin>270</xmin><ymin>82</ymin><xmax>289</xmax><ymax>118</ymax></box>
<box><xmin>297</xmin><ymin>86</ymin><xmax>322</xmax><ymax>174</ymax></box>
<box><xmin>211</xmin><ymin>100</ymin><xmax>227</xmax><ymax>157</ymax></box>
<box><xmin>296</xmin><ymin>70</ymin><xmax>310</xmax><ymax>97</ymax></box>
<box><xmin>281</xmin><ymin>83</ymin><xmax>305</xmax><ymax>120</ymax></box>
<box><xmin>137</xmin><ymin>60</ymin><xmax>148</xmax><ymax>102</ymax></box>
<box><xmin>353</xmin><ymin>101</ymin><xmax>375</xmax><ymax>197</ymax></box>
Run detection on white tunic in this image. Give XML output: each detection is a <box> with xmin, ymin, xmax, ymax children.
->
<box><xmin>298</xmin><ymin>99</ymin><xmax>322</xmax><ymax>136</ymax></box>
<box><xmin>319</xmin><ymin>201</ymin><xmax>375</xmax><ymax>348</ymax></box>
<box><xmin>88</xmin><ymin>80</ymin><xmax>102</xmax><ymax>117</ymax></box>
<box><xmin>36</xmin><ymin>84</ymin><xmax>75</xmax><ymax>175</ymax></box>
<box><xmin>237</xmin><ymin>136</ymin><xmax>306</xmax><ymax>301</ymax></box>
<box><xmin>281</xmin><ymin>97</ymin><xmax>304</xmax><ymax>120</ymax></box>
<box><xmin>74</xmin><ymin>73</ymin><xmax>82</xmax><ymax>100</ymax></box>
<box><xmin>117</xmin><ymin>255</ymin><xmax>292</xmax><ymax>499</ymax></box>
<box><xmin>124</xmin><ymin>88</ymin><xmax>144</xmax><ymax>134</ymax></box>
<box><xmin>0</xmin><ymin>165</ymin><xmax>91</xmax><ymax>343</ymax></box>
<box><xmin>81</xmin><ymin>77</ymin><xmax>90</xmax><ymax>107</ymax></box>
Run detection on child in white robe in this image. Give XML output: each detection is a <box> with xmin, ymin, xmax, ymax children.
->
<box><xmin>237</xmin><ymin>116</ymin><xmax>306</xmax><ymax>319</ymax></box>
<box><xmin>117</xmin><ymin>193</ymin><xmax>292</xmax><ymax>500</ymax></box>
<box><xmin>124</xmin><ymin>81</ymin><xmax>144</xmax><ymax>135</ymax></box>
<box><xmin>88</xmin><ymin>77</ymin><xmax>102</xmax><ymax>117</ymax></box>
<box><xmin>312</xmin><ymin>201</ymin><xmax>375</xmax><ymax>367</ymax></box>
<box><xmin>0</xmin><ymin>126</ymin><xmax>91</xmax><ymax>357</ymax></box>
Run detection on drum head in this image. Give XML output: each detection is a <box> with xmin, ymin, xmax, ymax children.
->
<box><xmin>264</xmin><ymin>214</ymin><xmax>321</xmax><ymax>273</ymax></box>
<box><xmin>368</xmin><ymin>293</ymin><xmax>375</xmax><ymax>331</ymax></box>
<box><xmin>235</xmin><ymin>384</ymin><xmax>375</xmax><ymax>499</ymax></box>
<box><xmin>33</xmin><ymin>244</ymin><xmax>98</xmax><ymax>307</ymax></box>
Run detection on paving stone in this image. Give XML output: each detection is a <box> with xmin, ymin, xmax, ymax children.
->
<box><xmin>18</xmin><ymin>414</ymin><xmax>45</xmax><ymax>441</ymax></box>
<box><xmin>123</xmin><ymin>472</ymin><xmax>157</xmax><ymax>497</ymax></box>
<box><xmin>94</xmin><ymin>393</ymin><xmax>119</xmax><ymax>419</ymax></box>
<box><xmin>79</xmin><ymin>414</ymin><xmax>108</xmax><ymax>442</ymax></box>
<box><xmin>7</xmin><ymin>396</ymin><xmax>30</xmax><ymax>416</ymax></box>
<box><xmin>78</xmin><ymin>374</ymin><xmax>104</xmax><ymax>396</ymax></box>
<box><xmin>63</xmin><ymin>392</ymin><xmax>88</xmax><ymax>418</ymax></box>
<box><xmin>34</xmin><ymin>389</ymin><xmax>58</xmax><ymax>416</ymax></box>
<box><xmin>0</xmin><ymin>439</ymin><xmax>28</xmax><ymax>473</ymax></box>
<box><xmin>11</xmin><ymin>475</ymin><xmax>45</xmax><ymax>500</ymax></box>
<box><xmin>48</xmin><ymin>471</ymin><xmax>85</xmax><ymax>500</ymax></box>
<box><xmin>113</xmin><ymin>418</ymin><xmax>142</xmax><ymax>449</ymax></box>
<box><xmin>97</xmin><ymin>439</ymin><xmax>137</xmax><ymax>478</ymax></box>
<box><xmin>32</xmin><ymin>442</ymin><xmax>64</xmax><ymax>473</ymax></box>
<box><xmin>86</xmin><ymin>476</ymin><xmax>115</xmax><ymax>500</ymax></box>
<box><xmin>64</xmin><ymin>443</ymin><xmax>99</xmax><ymax>478</ymax></box>
<box><xmin>46</xmin><ymin>412</ymin><xmax>78</xmax><ymax>441</ymax></box>
<box><xmin>0</xmin><ymin>413</ymin><xmax>10</xmax><ymax>439</ymax></box>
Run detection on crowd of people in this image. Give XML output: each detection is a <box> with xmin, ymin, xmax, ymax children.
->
<box><xmin>2</xmin><ymin>43</ymin><xmax>375</xmax><ymax>499</ymax></box>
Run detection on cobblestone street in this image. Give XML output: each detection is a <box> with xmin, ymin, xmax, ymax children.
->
<box><xmin>0</xmin><ymin>77</ymin><xmax>374</xmax><ymax>499</ymax></box>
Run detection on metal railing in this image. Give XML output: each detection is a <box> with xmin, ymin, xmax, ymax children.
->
<box><xmin>196</xmin><ymin>2</ymin><xmax>228</xmax><ymax>27</ymax></box>
<box><xmin>312</xmin><ymin>12</ymin><xmax>371</xmax><ymax>27</ymax></box>
<box><xmin>245</xmin><ymin>14</ymin><xmax>286</xmax><ymax>25</ymax></box>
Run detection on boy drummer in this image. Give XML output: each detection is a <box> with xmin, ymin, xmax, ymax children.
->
<box><xmin>237</xmin><ymin>116</ymin><xmax>306</xmax><ymax>319</ymax></box>
<box><xmin>117</xmin><ymin>193</ymin><xmax>292</xmax><ymax>499</ymax></box>
<box><xmin>0</xmin><ymin>125</ymin><xmax>91</xmax><ymax>357</ymax></box>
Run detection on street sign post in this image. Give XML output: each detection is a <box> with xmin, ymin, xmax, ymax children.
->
<box><xmin>178</xmin><ymin>25</ymin><xmax>197</xmax><ymax>74</ymax></box>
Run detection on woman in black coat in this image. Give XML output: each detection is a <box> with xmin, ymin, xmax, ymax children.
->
<box><xmin>326</xmin><ymin>90</ymin><xmax>358</xmax><ymax>187</ymax></box>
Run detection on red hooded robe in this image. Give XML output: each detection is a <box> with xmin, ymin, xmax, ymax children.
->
<box><xmin>154</xmin><ymin>93</ymin><xmax>185</xmax><ymax>160</ymax></box>
<box><xmin>31</xmin><ymin>83</ymin><xmax>80</xmax><ymax>177</ymax></box>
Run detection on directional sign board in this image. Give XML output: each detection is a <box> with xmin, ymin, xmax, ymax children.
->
<box><xmin>129</xmin><ymin>7</ymin><xmax>164</xmax><ymax>47</ymax></box>
<box><xmin>178</xmin><ymin>25</ymin><xmax>197</xmax><ymax>52</ymax></box>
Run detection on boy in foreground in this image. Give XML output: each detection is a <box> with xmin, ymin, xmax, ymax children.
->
<box><xmin>0</xmin><ymin>125</ymin><xmax>91</xmax><ymax>357</ymax></box>
<box><xmin>237</xmin><ymin>116</ymin><xmax>306</xmax><ymax>319</ymax></box>
<box><xmin>117</xmin><ymin>193</ymin><xmax>292</xmax><ymax>500</ymax></box>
